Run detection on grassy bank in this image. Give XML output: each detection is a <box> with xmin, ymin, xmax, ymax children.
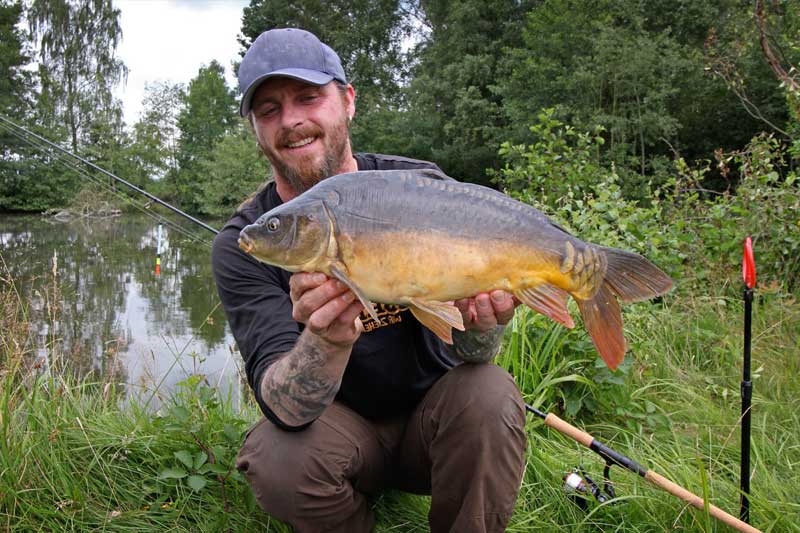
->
<box><xmin>2</xmin><ymin>268</ymin><xmax>799</xmax><ymax>531</ymax></box>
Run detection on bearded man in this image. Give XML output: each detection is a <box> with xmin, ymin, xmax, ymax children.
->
<box><xmin>212</xmin><ymin>28</ymin><xmax>527</xmax><ymax>533</ymax></box>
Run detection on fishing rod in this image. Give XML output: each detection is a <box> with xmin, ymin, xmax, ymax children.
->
<box><xmin>0</xmin><ymin>114</ymin><xmax>219</xmax><ymax>236</ymax></box>
<box><xmin>525</xmin><ymin>404</ymin><xmax>761</xmax><ymax>532</ymax></box>
<box><xmin>0</xmin><ymin>119</ymin><xmax>209</xmax><ymax>246</ymax></box>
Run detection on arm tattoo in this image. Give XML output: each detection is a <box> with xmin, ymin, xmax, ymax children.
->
<box><xmin>450</xmin><ymin>325</ymin><xmax>506</xmax><ymax>363</ymax></box>
<box><xmin>261</xmin><ymin>333</ymin><xmax>349</xmax><ymax>427</ymax></box>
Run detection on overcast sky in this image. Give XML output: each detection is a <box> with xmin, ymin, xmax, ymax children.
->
<box><xmin>114</xmin><ymin>0</ymin><xmax>249</xmax><ymax>124</ymax></box>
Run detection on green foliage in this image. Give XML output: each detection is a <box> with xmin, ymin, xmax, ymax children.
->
<box><xmin>668</xmin><ymin>134</ymin><xmax>800</xmax><ymax>289</ymax></box>
<box><xmin>169</xmin><ymin>61</ymin><xmax>237</xmax><ymax>212</ymax></box>
<box><xmin>0</xmin><ymin>121</ymin><xmax>83</xmax><ymax>212</ymax></box>
<box><xmin>0</xmin><ymin>2</ymin><xmax>38</xmax><ymax>212</ymax></box>
<box><xmin>0</xmin><ymin>1</ymin><xmax>32</xmax><ymax>118</ymax></box>
<box><xmin>400</xmin><ymin>0</ymin><xmax>531</xmax><ymax>183</ymax></box>
<box><xmin>491</xmin><ymin>108</ymin><xmax>607</xmax><ymax>204</ymax></box>
<box><xmin>195</xmin><ymin>122</ymin><xmax>270</xmax><ymax>219</ymax></box>
<box><xmin>497</xmin><ymin>0</ymin><xmax>795</xmax><ymax>178</ymax></box>
<box><xmin>498</xmin><ymin>301</ymin><xmax>671</xmax><ymax>431</ymax></box>
<box><xmin>495</xmin><ymin>111</ymin><xmax>800</xmax><ymax>290</ymax></box>
<box><xmin>152</xmin><ymin>375</ymin><xmax>249</xmax><ymax>501</ymax></box>
<box><xmin>28</xmin><ymin>0</ymin><xmax>126</xmax><ymax>152</ymax></box>
<box><xmin>128</xmin><ymin>81</ymin><xmax>185</xmax><ymax>184</ymax></box>
<box><xmin>4</xmin><ymin>0</ymin><xmax>799</xmax><ymax>217</ymax></box>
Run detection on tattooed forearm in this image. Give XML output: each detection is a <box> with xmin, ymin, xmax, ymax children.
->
<box><xmin>450</xmin><ymin>325</ymin><xmax>505</xmax><ymax>363</ymax></box>
<box><xmin>261</xmin><ymin>331</ymin><xmax>351</xmax><ymax>427</ymax></box>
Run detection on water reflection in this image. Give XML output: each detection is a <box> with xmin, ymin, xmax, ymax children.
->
<box><xmin>0</xmin><ymin>214</ymin><xmax>242</xmax><ymax>406</ymax></box>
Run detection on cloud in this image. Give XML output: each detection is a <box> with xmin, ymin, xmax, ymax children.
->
<box><xmin>115</xmin><ymin>0</ymin><xmax>248</xmax><ymax>124</ymax></box>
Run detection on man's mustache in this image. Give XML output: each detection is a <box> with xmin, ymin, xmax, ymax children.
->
<box><xmin>277</xmin><ymin>125</ymin><xmax>324</xmax><ymax>146</ymax></box>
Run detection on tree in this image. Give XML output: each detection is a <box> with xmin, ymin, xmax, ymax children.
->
<box><xmin>170</xmin><ymin>60</ymin><xmax>237</xmax><ymax>212</ymax></box>
<box><xmin>28</xmin><ymin>0</ymin><xmax>127</xmax><ymax>153</ymax></box>
<box><xmin>0</xmin><ymin>1</ymin><xmax>32</xmax><ymax>119</ymax></box>
<box><xmin>195</xmin><ymin>122</ymin><xmax>270</xmax><ymax>219</ymax></box>
<box><xmin>127</xmin><ymin>81</ymin><xmax>185</xmax><ymax>189</ymax></box>
<box><xmin>0</xmin><ymin>0</ymin><xmax>82</xmax><ymax>212</ymax></box>
<box><xmin>400</xmin><ymin>0</ymin><xmax>532</xmax><ymax>183</ymax></box>
<box><xmin>494</xmin><ymin>0</ymin><xmax>794</xmax><ymax>195</ymax></box>
<box><xmin>0</xmin><ymin>0</ymin><xmax>36</xmax><ymax>211</ymax></box>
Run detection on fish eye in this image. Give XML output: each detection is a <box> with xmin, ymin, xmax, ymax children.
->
<box><xmin>266</xmin><ymin>217</ymin><xmax>280</xmax><ymax>232</ymax></box>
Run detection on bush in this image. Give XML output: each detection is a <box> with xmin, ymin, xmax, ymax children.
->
<box><xmin>494</xmin><ymin>113</ymin><xmax>800</xmax><ymax>292</ymax></box>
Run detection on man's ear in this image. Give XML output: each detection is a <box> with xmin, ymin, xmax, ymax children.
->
<box><xmin>346</xmin><ymin>84</ymin><xmax>356</xmax><ymax>120</ymax></box>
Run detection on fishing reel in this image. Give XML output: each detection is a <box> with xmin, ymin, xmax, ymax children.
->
<box><xmin>562</xmin><ymin>463</ymin><xmax>617</xmax><ymax>510</ymax></box>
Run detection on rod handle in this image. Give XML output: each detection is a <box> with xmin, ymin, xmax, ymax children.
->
<box><xmin>644</xmin><ymin>470</ymin><xmax>761</xmax><ymax>533</ymax></box>
<box><xmin>544</xmin><ymin>413</ymin><xmax>593</xmax><ymax>447</ymax></box>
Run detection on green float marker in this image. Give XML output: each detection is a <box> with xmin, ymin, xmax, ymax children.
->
<box><xmin>741</xmin><ymin>236</ymin><xmax>756</xmax><ymax>523</ymax></box>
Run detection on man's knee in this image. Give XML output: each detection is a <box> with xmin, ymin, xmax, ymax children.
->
<box><xmin>236</xmin><ymin>417</ymin><xmax>308</xmax><ymax>517</ymax></box>
<box><xmin>440</xmin><ymin>363</ymin><xmax>525</xmax><ymax>425</ymax></box>
<box><xmin>235</xmin><ymin>405</ymin><xmax>383</xmax><ymax>532</ymax></box>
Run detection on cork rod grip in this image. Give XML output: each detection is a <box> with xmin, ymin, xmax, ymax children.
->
<box><xmin>544</xmin><ymin>413</ymin><xmax>593</xmax><ymax>447</ymax></box>
<box><xmin>644</xmin><ymin>470</ymin><xmax>761</xmax><ymax>533</ymax></box>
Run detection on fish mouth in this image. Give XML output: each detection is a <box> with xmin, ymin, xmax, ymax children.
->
<box><xmin>238</xmin><ymin>233</ymin><xmax>254</xmax><ymax>254</ymax></box>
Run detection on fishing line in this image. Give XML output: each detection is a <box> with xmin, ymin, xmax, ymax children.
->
<box><xmin>0</xmin><ymin>119</ymin><xmax>204</xmax><ymax>242</ymax></box>
<box><xmin>1</xmin><ymin>124</ymin><xmax>201</xmax><ymax>244</ymax></box>
<box><xmin>0</xmin><ymin>115</ymin><xmax>219</xmax><ymax>237</ymax></box>
<box><xmin>0</xmin><ymin>118</ymin><xmax>213</xmax><ymax>245</ymax></box>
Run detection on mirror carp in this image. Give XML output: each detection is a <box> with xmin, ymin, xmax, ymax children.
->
<box><xmin>238</xmin><ymin>169</ymin><xmax>673</xmax><ymax>370</ymax></box>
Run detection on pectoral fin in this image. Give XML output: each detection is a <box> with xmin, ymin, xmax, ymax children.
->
<box><xmin>408</xmin><ymin>298</ymin><xmax>465</xmax><ymax>345</ymax></box>
<box><xmin>515</xmin><ymin>284</ymin><xmax>575</xmax><ymax>329</ymax></box>
<box><xmin>329</xmin><ymin>263</ymin><xmax>378</xmax><ymax>321</ymax></box>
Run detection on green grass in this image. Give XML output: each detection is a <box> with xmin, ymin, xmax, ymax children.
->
<box><xmin>2</xmin><ymin>272</ymin><xmax>799</xmax><ymax>531</ymax></box>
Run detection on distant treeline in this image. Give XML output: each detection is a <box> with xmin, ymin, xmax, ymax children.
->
<box><xmin>0</xmin><ymin>0</ymin><xmax>798</xmax><ymax>219</ymax></box>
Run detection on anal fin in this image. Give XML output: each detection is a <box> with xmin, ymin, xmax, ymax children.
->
<box><xmin>329</xmin><ymin>263</ymin><xmax>378</xmax><ymax>321</ymax></box>
<box><xmin>576</xmin><ymin>284</ymin><xmax>626</xmax><ymax>370</ymax></box>
<box><xmin>515</xmin><ymin>284</ymin><xmax>575</xmax><ymax>329</ymax></box>
<box><xmin>408</xmin><ymin>298</ymin><xmax>465</xmax><ymax>345</ymax></box>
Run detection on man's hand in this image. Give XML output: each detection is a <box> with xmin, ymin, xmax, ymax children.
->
<box><xmin>289</xmin><ymin>272</ymin><xmax>365</xmax><ymax>347</ymax></box>
<box><xmin>449</xmin><ymin>290</ymin><xmax>519</xmax><ymax>364</ymax></box>
<box><xmin>454</xmin><ymin>290</ymin><xmax>518</xmax><ymax>332</ymax></box>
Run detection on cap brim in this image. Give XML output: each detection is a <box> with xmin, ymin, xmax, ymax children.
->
<box><xmin>239</xmin><ymin>69</ymin><xmax>335</xmax><ymax>117</ymax></box>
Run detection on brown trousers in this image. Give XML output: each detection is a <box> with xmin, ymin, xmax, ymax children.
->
<box><xmin>236</xmin><ymin>363</ymin><xmax>527</xmax><ymax>533</ymax></box>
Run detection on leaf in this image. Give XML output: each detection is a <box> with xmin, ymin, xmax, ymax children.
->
<box><xmin>223</xmin><ymin>423</ymin><xmax>242</xmax><ymax>443</ymax></box>
<box><xmin>187</xmin><ymin>475</ymin><xmax>208</xmax><ymax>492</ymax></box>
<box><xmin>171</xmin><ymin>406</ymin><xmax>190</xmax><ymax>424</ymax></box>
<box><xmin>199</xmin><ymin>463</ymin><xmax>230</xmax><ymax>475</ymax></box>
<box><xmin>565</xmin><ymin>394</ymin><xmax>583</xmax><ymax>417</ymax></box>
<box><xmin>193</xmin><ymin>451</ymin><xmax>208</xmax><ymax>470</ymax></box>
<box><xmin>174</xmin><ymin>450</ymin><xmax>194</xmax><ymax>469</ymax></box>
<box><xmin>158</xmin><ymin>467</ymin><xmax>187</xmax><ymax>480</ymax></box>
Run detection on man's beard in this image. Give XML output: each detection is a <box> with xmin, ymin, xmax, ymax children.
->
<box><xmin>262</xmin><ymin>114</ymin><xmax>351</xmax><ymax>195</ymax></box>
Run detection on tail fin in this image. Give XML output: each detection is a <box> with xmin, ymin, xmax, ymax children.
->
<box><xmin>601</xmin><ymin>247</ymin><xmax>673</xmax><ymax>302</ymax></box>
<box><xmin>577</xmin><ymin>248</ymin><xmax>673</xmax><ymax>370</ymax></box>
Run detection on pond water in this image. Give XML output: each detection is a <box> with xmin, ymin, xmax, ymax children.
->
<box><xmin>0</xmin><ymin>213</ymin><xmax>243</xmax><ymax>406</ymax></box>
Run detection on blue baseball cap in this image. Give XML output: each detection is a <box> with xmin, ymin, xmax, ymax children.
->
<box><xmin>237</xmin><ymin>28</ymin><xmax>347</xmax><ymax>117</ymax></box>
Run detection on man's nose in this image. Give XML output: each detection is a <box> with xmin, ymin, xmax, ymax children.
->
<box><xmin>279</xmin><ymin>102</ymin><xmax>305</xmax><ymax>129</ymax></box>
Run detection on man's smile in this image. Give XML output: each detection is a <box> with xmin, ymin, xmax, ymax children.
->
<box><xmin>286</xmin><ymin>136</ymin><xmax>317</xmax><ymax>149</ymax></box>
